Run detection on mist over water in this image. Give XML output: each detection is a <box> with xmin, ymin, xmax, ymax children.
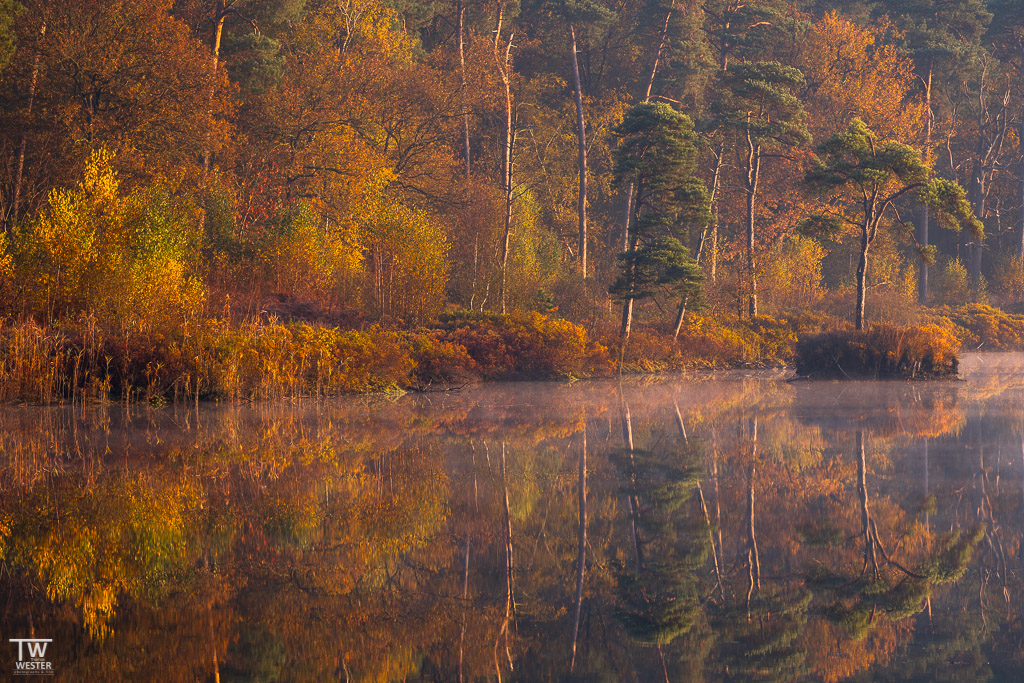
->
<box><xmin>1</xmin><ymin>353</ymin><xmax>1022</xmax><ymax>680</ymax></box>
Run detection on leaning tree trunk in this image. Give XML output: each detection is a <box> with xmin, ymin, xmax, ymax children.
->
<box><xmin>672</xmin><ymin>294</ymin><xmax>689</xmax><ymax>339</ymax></box>
<box><xmin>569</xmin><ymin>23</ymin><xmax>588</xmax><ymax>278</ymax></box>
<box><xmin>618</xmin><ymin>0</ymin><xmax>673</xmax><ymax>258</ymax></box>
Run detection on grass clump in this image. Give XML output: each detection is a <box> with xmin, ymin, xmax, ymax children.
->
<box><xmin>794</xmin><ymin>323</ymin><xmax>960</xmax><ymax>379</ymax></box>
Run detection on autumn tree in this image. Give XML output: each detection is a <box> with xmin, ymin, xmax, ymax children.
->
<box><xmin>803</xmin><ymin>118</ymin><xmax>980</xmax><ymax>329</ymax></box>
<box><xmin>879</xmin><ymin>0</ymin><xmax>991</xmax><ymax>302</ymax></box>
<box><xmin>611</xmin><ymin>102</ymin><xmax>709</xmax><ymax>340</ymax></box>
<box><xmin>0</xmin><ymin>0</ymin><xmax>230</xmax><ymax>224</ymax></box>
<box><xmin>710</xmin><ymin>60</ymin><xmax>810</xmax><ymax>316</ymax></box>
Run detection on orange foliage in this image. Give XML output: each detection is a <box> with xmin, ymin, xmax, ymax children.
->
<box><xmin>799</xmin><ymin>12</ymin><xmax>924</xmax><ymax>142</ymax></box>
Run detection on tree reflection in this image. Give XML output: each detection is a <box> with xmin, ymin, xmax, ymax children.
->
<box><xmin>0</xmin><ymin>374</ymin><xmax>1018</xmax><ymax>680</ymax></box>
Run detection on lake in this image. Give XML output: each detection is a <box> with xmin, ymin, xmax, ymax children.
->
<box><xmin>1</xmin><ymin>353</ymin><xmax>1022</xmax><ymax>681</ymax></box>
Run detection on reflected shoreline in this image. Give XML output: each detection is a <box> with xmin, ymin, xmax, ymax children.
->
<box><xmin>0</xmin><ymin>352</ymin><xmax>1021</xmax><ymax>680</ymax></box>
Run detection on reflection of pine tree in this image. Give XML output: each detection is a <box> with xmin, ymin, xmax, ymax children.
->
<box><xmin>874</xmin><ymin>614</ymin><xmax>993</xmax><ymax>682</ymax></box>
<box><xmin>807</xmin><ymin>430</ymin><xmax>984</xmax><ymax>641</ymax></box>
<box><xmin>612</xmin><ymin>443</ymin><xmax>708</xmax><ymax>646</ymax></box>
<box><xmin>711</xmin><ymin>589</ymin><xmax>811</xmax><ymax>680</ymax></box>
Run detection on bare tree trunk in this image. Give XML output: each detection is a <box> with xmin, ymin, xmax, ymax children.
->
<box><xmin>705</xmin><ymin>143</ymin><xmax>723</xmax><ymax>283</ymax></box>
<box><xmin>621</xmin><ymin>398</ymin><xmax>643</xmax><ymax>569</ymax></box>
<box><xmin>643</xmin><ymin>0</ymin><xmax>675</xmax><ymax>102</ymax></box>
<box><xmin>203</xmin><ymin>2</ymin><xmax>228</xmax><ymax>174</ymax></box>
<box><xmin>620</xmin><ymin>228</ymin><xmax>640</xmax><ymax>340</ymax></box>
<box><xmin>857</xmin><ymin>430</ymin><xmax>879</xmax><ymax>577</ymax></box>
<box><xmin>675</xmin><ymin>403</ymin><xmax>723</xmax><ymax>595</ymax></box>
<box><xmin>458</xmin><ymin>1</ymin><xmax>471</xmax><ymax>178</ymax></box>
<box><xmin>744</xmin><ymin>135</ymin><xmax>761</xmax><ymax>317</ymax></box>
<box><xmin>494</xmin><ymin>4</ymin><xmax>514</xmax><ymax>315</ymax></box>
<box><xmin>569</xmin><ymin>24</ymin><xmax>588</xmax><ymax>278</ymax></box>
<box><xmin>923</xmin><ymin>438</ymin><xmax>930</xmax><ymax>534</ymax></box>
<box><xmin>620</xmin><ymin>189</ymin><xmax>632</xmax><ymax>251</ymax></box>
<box><xmin>969</xmin><ymin>155</ymin><xmax>986</xmax><ymax>294</ymax></box>
<box><xmin>856</xmin><ymin>225</ymin><xmax>870</xmax><ymax>330</ymax></box>
<box><xmin>918</xmin><ymin>61</ymin><xmax>933</xmax><ymax>304</ymax></box>
<box><xmin>570</xmin><ymin>422</ymin><xmax>587</xmax><ymax>672</ymax></box>
<box><xmin>458</xmin><ymin>535</ymin><xmax>471</xmax><ymax>683</ymax></box>
<box><xmin>494</xmin><ymin>441</ymin><xmax>516</xmax><ymax>679</ymax></box>
<box><xmin>11</xmin><ymin>21</ymin><xmax>46</xmax><ymax>224</ymax></box>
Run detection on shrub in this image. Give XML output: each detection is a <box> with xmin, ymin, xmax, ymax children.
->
<box><xmin>932</xmin><ymin>257</ymin><xmax>972</xmax><ymax>307</ymax></box>
<box><xmin>795</xmin><ymin>323</ymin><xmax>960</xmax><ymax>379</ymax></box>
<box><xmin>938</xmin><ymin>303</ymin><xmax>1024</xmax><ymax>351</ymax></box>
<box><xmin>408</xmin><ymin>333</ymin><xmax>481</xmax><ymax>385</ymax></box>
<box><xmin>438</xmin><ymin>311</ymin><xmax>589</xmax><ymax>379</ymax></box>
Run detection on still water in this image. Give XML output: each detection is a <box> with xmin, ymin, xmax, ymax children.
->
<box><xmin>1</xmin><ymin>353</ymin><xmax>1023</xmax><ymax>681</ymax></box>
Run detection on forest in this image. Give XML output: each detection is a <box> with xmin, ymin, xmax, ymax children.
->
<box><xmin>1</xmin><ymin>0</ymin><xmax>1024</xmax><ymax>399</ymax></box>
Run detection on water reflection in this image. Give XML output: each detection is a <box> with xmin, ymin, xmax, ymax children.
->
<box><xmin>1</xmin><ymin>355</ymin><xmax>1023</xmax><ymax>680</ymax></box>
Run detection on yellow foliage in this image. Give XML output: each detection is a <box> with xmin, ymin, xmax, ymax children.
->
<box><xmin>760</xmin><ymin>235</ymin><xmax>826</xmax><ymax>313</ymax></box>
<box><xmin>10</xmin><ymin>149</ymin><xmax>205</xmax><ymax>334</ymax></box>
<box><xmin>363</xmin><ymin>201</ymin><xmax>450</xmax><ymax>322</ymax></box>
<box><xmin>261</xmin><ymin>204</ymin><xmax>363</xmax><ymax>305</ymax></box>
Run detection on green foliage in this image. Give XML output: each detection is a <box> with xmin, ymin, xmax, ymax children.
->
<box><xmin>613</xmin><ymin>102</ymin><xmax>709</xmax><ymax>238</ymax></box>
<box><xmin>806</xmin><ymin>118</ymin><xmax>928</xmax><ymax>194</ymax></box>
<box><xmin>0</xmin><ymin>0</ymin><xmax>21</xmax><ymax>72</ymax></box>
<box><xmin>932</xmin><ymin>257</ymin><xmax>972</xmax><ymax>307</ymax></box>
<box><xmin>919</xmin><ymin>177</ymin><xmax>982</xmax><ymax>236</ymax></box>
<box><xmin>609</xmin><ymin>236</ymin><xmax>705</xmax><ymax>304</ymax></box>
<box><xmin>612</xmin><ymin>102</ymin><xmax>709</xmax><ymax>327</ymax></box>
<box><xmin>612</xmin><ymin>443</ymin><xmax>706</xmax><ymax>646</ymax></box>
<box><xmin>712</xmin><ymin>61</ymin><xmax>811</xmax><ymax>147</ymax></box>
<box><xmin>919</xmin><ymin>526</ymin><xmax>985</xmax><ymax>583</ymax></box>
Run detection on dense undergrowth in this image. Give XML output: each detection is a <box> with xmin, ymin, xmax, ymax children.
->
<box><xmin>13</xmin><ymin>302</ymin><xmax>1024</xmax><ymax>403</ymax></box>
<box><xmin>794</xmin><ymin>323</ymin><xmax>961</xmax><ymax>379</ymax></box>
<box><xmin>0</xmin><ymin>310</ymin><xmax>817</xmax><ymax>404</ymax></box>
<box><xmin>936</xmin><ymin>304</ymin><xmax>1024</xmax><ymax>351</ymax></box>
